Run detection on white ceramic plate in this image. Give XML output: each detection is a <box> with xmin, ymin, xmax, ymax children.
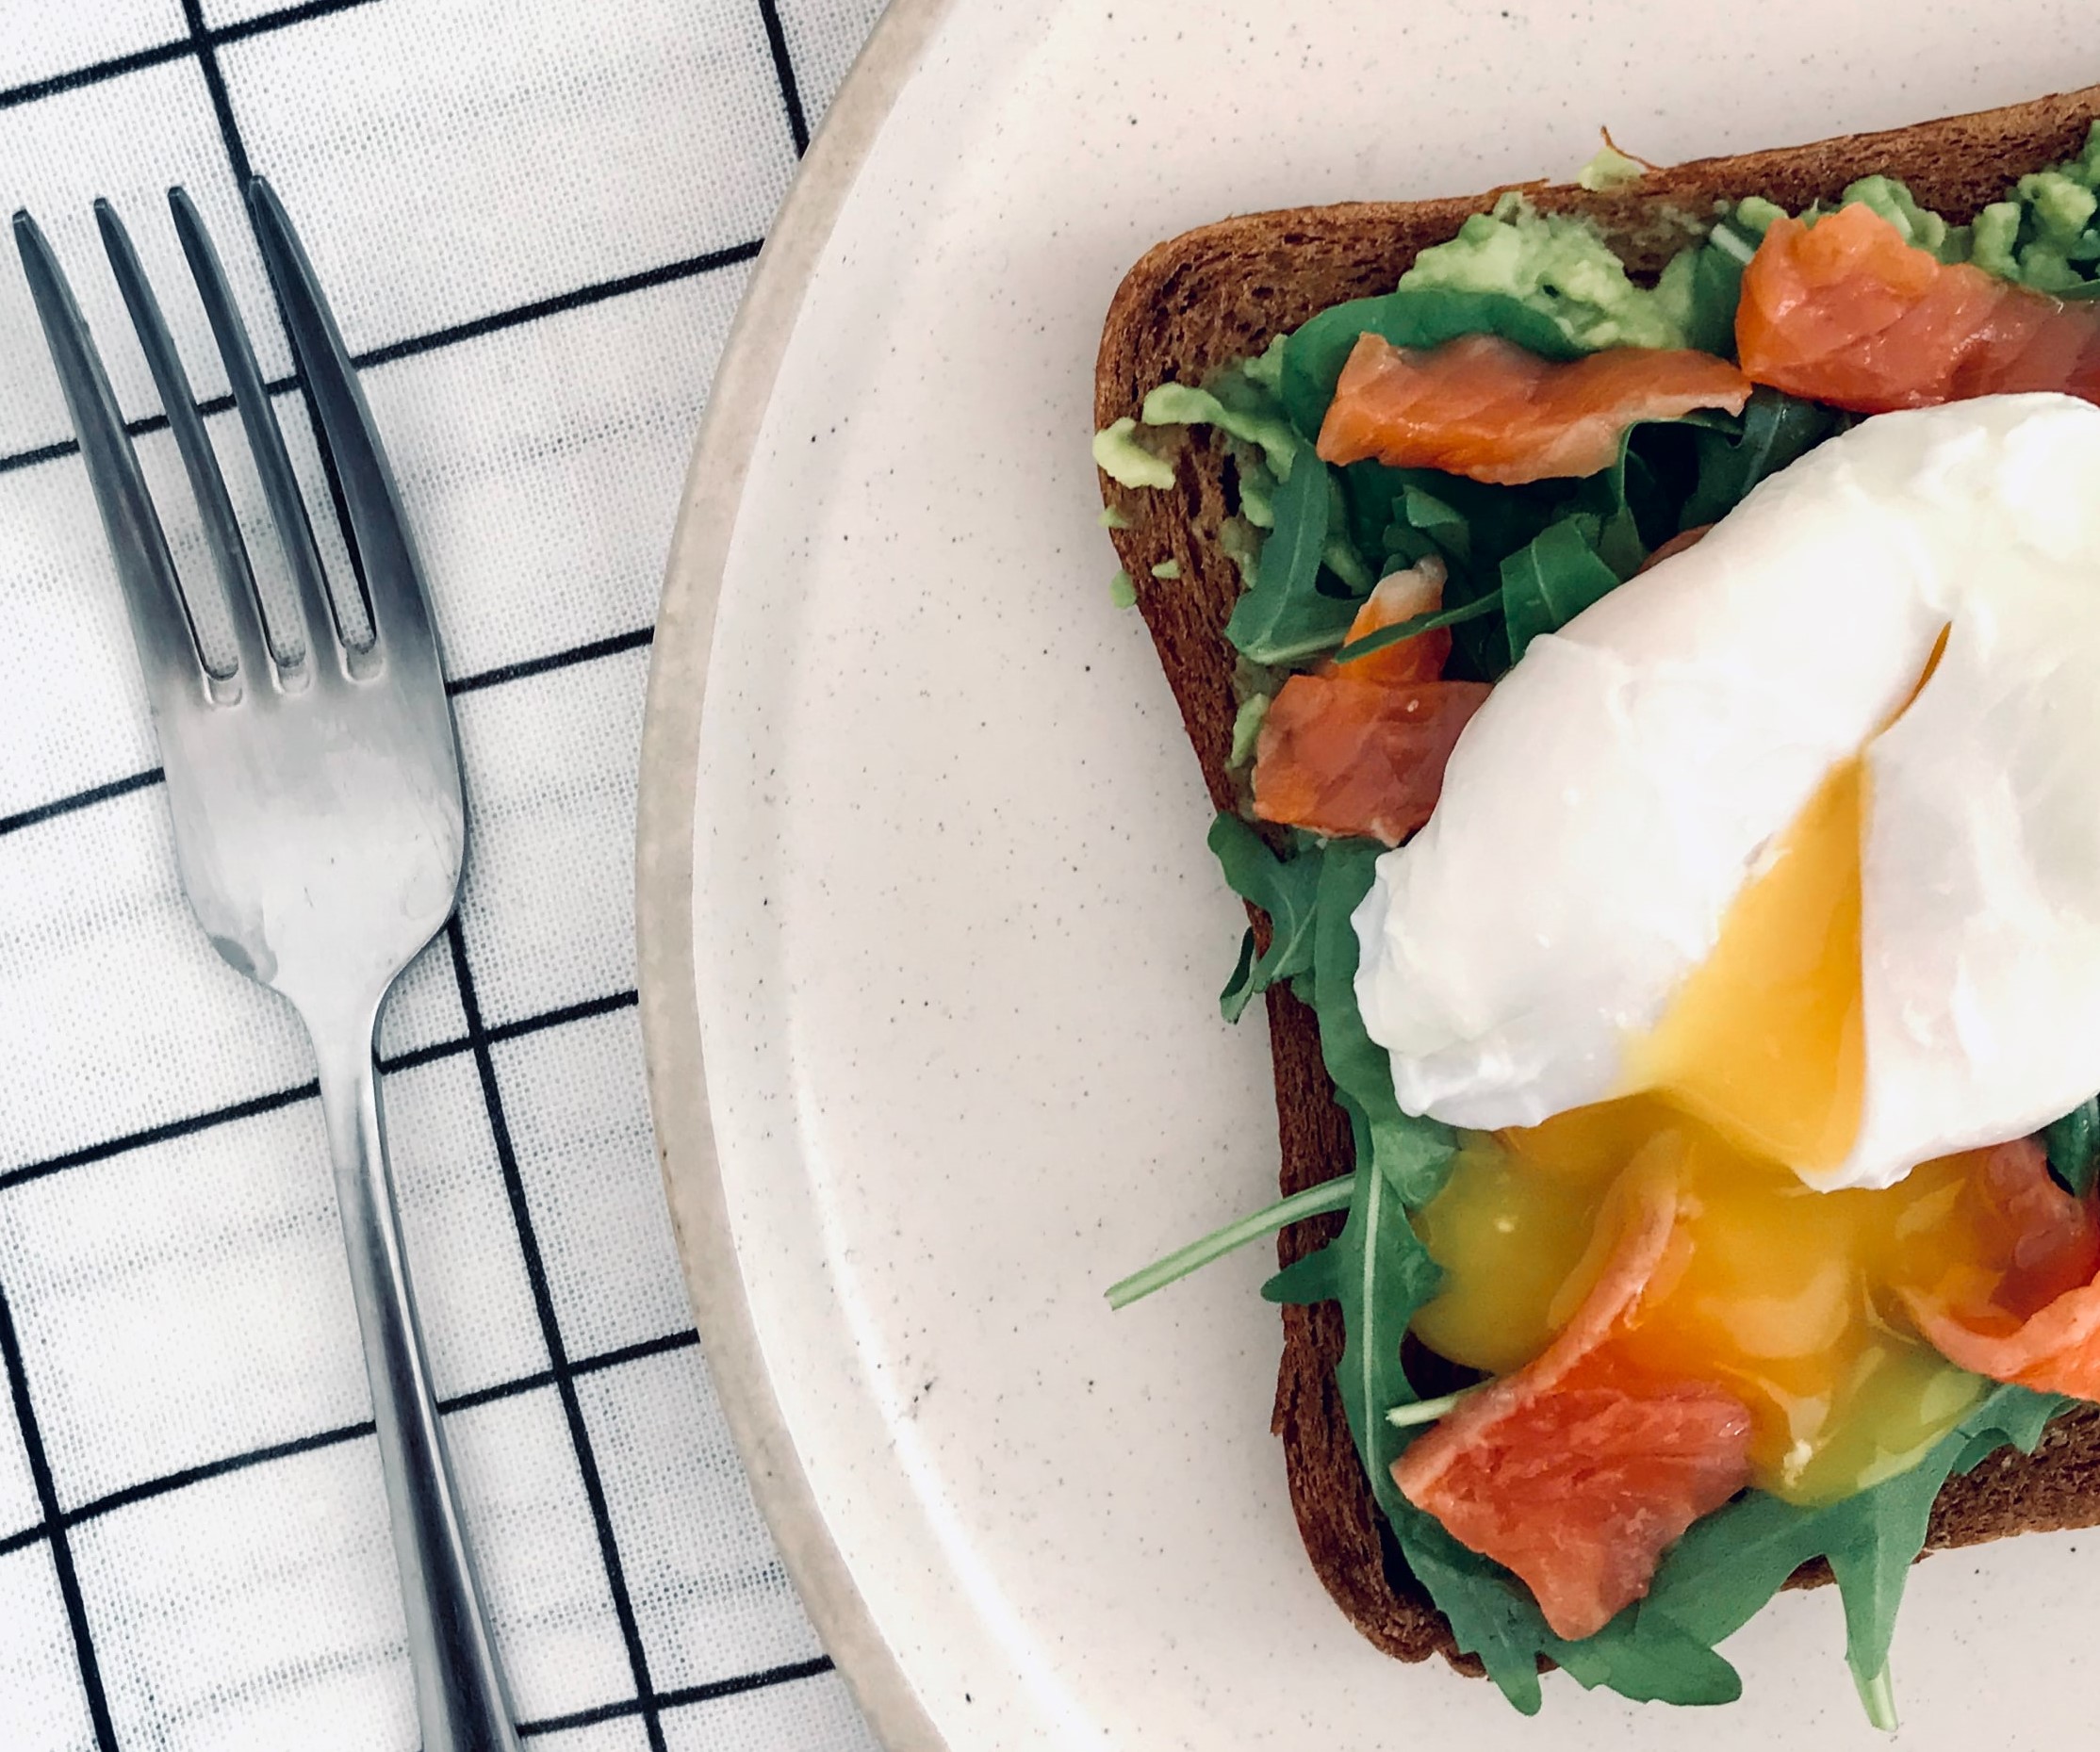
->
<box><xmin>636</xmin><ymin>5</ymin><xmax>2100</xmax><ymax>1747</ymax></box>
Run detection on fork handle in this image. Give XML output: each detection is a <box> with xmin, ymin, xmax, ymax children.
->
<box><xmin>317</xmin><ymin>1018</ymin><xmax>521</xmax><ymax>1752</ymax></box>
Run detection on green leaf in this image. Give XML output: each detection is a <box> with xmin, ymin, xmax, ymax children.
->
<box><xmin>1682</xmin><ymin>389</ymin><xmax>1843</xmax><ymax>528</ymax></box>
<box><xmin>1332</xmin><ymin>593</ymin><xmax>1501</xmax><ymax>666</ymax></box>
<box><xmin>1828</xmin><ymin>1384</ymin><xmax>2062</xmax><ymax>1717</ymax></box>
<box><xmin>1281</xmin><ymin>288</ymin><xmax>1584</xmax><ymax>441</ymax></box>
<box><xmin>1390</xmin><ymin>1500</ymin><xmax>1744</xmax><ymax>1711</ymax></box>
<box><xmin>2044</xmin><ymin>1096</ymin><xmax>2100</xmax><ymax>1197</ymax></box>
<box><xmin>1828</xmin><ymin>1505</ymin><xmax>1928</xmax><ymax>1722</ymax></box>
<box><xmin>1222</xmin><ymin>450</ymin><xmax>1360</xmax><ymax>664</ymax></box>
<box><xmin>1961</xmin><ymin>1381</ymin><xmax>2063</xmax><ymax>1453</ymax></box>
<box><xmin>1217</xmin><ymin>929</ymin><xmax>1258</xmax><ymax>1023</ymax></box>
<box><xmin>1106</xmin><ymin>1174</ymin><xmax>1355</xmax><ymax>1309</ymax></box>
<box><xmin>1501</xmin><ymin>516</ymin><xmax>1621</xmax><ymax>663</ymax></box>
<box><xmin>1625</xmin><ymin>1384</ymin><xmax>2064</xmax><ymax>1720</ymax></box>
<box><xmin>1269</xmin><ymin>843</ymin><xmax>1460</xmax><ymax>1685</ymax></box>
<box><xmin>1261</xmin><ymin>1240</ymin><xmax>1342</xmax><ymax>1305</ymax></box>
<box><xmin>1340</xmin><ymin>459</ymin><xmax>1408</xmax><ymax>557</ymax></box>
<box><xmin>1396</xmin><ymin>1513</ymin><xmax>1550</xmax><ymax>1712</ymax></box>
<box><xmin>1549</xmin><ymin>1610</ymin><xmax>1743</xmax><ymax>1707</ymax></box>
<box><xmin>1206</xmin><ymin>815</ymin><xmax>1321</xmax><ymax>1023</ymax></box>
<box><xmin>1636</xmin><ymin>1488</ymin><xmax>1836</xmax><ymax>1649</ymax></box>
<box><xmin>1399</xmin><ymin>483</ymin><xmax>1472</xmax><ymax>562</ymax></box>
<box><xmin>1680</xmin><ymin>228</ymin><xmax>1754</xmax><ymax>357</ymax></box>
<box><xmin>1567</xmin><ymin>436</ymin><xmax>1647</xmax><ymax>580</ymax></box>
<box><xmin>1310</xmin><ymin>843</ymin><xmax>1458</xmax><ymax>1206</ymax></box>
<box><xmin>1321</xmin><ymin>1118</ymin><xmax>1442</xmax><ymax>1465</ymax></box>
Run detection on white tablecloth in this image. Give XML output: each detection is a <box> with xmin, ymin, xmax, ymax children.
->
<box><xmin>0</xmin><ymin>2</ymin><xmax>887</xmax><ymax>1747</ymax></box>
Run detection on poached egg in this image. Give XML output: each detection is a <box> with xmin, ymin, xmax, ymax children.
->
<box><xmin>1354</xmin><ymin>393</ymin><xmax>2100</xmax><ymax>1193</ymax></box>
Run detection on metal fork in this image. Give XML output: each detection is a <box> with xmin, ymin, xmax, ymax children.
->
<box><xmin>14</xmin><ymin>185</ymin><xmax>517</xmax><ymax>1752</ymax></box>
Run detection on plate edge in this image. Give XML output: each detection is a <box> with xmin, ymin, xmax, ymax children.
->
<box><xmin>633</xmin><ymin>5</ymin><xmax>960</xmax><ymax>1749</ymax></box>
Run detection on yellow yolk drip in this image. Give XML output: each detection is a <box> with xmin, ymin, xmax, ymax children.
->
<box><xmin>1410</xmin><ymin>657</ymin><xmax>2042</xmax><ymax>1505</ymax></box>
<box><xmin>1622</xmin><ymin>758</ymin><xmax>1864</xmax><ymax>1174</ymax></box>
<box><xmin>1413</xmin><ymin>1111</ymin><xmax>1998</xmax><ymax>1501</ymax></box>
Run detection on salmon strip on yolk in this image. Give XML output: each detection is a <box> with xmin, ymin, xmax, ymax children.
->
<box><xmin>1895</xmin><ymin>1138</ymin><xmax>2100</xmax><ymax>1400</ymax></box>
<box><xmin>1393</xmin><ymin>1151</ymin><xmax>1755</xmax><ymax>1641</ymax></box>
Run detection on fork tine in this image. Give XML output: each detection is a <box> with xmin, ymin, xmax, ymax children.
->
<box><xmin>12</xmin><ymin>210</ymin><xmax>214</xmax><ymax>709</ymax></box>
<box><xmin>167</xmin><ymin>185</ymin><xmax>343</xmax><ymax>673</ymax></box>
<box><xmin>95</xmin><ymin>199</ymin><xmax>275</xmax><ymax>688</ymax></box>
<box><xmin>246</xmin><ymin>177</ymin><xmax>440</xmax><ymax>665</ymax></box>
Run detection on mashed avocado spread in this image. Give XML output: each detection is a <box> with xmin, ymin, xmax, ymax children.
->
<box><xmin>1400</xmin><ymin>193</ymin><xmax>1705</xmax><ymax>352</ymax></box>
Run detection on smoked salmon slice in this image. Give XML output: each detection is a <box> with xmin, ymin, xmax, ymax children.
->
<box><xmin>1736</xmin><ymin>202</ymin><xmax>2100</xmax><ymax>410</ymax></box>
<box><xmin>1251</xmin><ymin>676</ymin><xmax>1487</xmax><ymax>846</ymax></box>
<box><xmin>1252</xmin><ymin>555</ymin><xmax>1485</xmax><ymax>845</ymax></box>
<box><xmin>1896</xmin><ymin>1138</ymin><xmax>2100</xmax><ymax>1400</ymax></box>
<box><xmin>1316</xmin><ymin>331</ymin><xmax>1751</xmax><ymax>485</ymax></box>
<box><xmin>1392</xmin><ymin>1160</ymin><xmax>1755</xmax><ymax>1640</ymax></box>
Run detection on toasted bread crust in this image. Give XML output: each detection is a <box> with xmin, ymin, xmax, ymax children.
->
<box><xmin>1095</xmin><ymin>82</ymin><xmax>2100</xmax><ymax>1671</ymax></box>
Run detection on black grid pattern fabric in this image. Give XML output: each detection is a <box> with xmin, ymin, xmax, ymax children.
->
<box><xmin>0</xmin><ymin>3</ymin><xmax>888</xmax><ymax>1746</ymax></box>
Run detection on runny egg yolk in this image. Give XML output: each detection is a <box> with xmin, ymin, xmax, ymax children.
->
<box><xmin>1412</xmin><ymin>1106</ymin><xmax>1997</xmax><ymax>1501</ymax></box>
<box><xmin>1619</xmin><ymin>624</ymin><xmax>1946</xmax><ymax>1177</ymax></box>
<box><xmin>1621</xmin><ymin>753</ymin><xmax>1864</xmax><ymax>1176</ymax></box>
<box><xmin>1410</xmin><ymin>638</ymin><xmax>2068</xmax><ymax>1504</ymax></box>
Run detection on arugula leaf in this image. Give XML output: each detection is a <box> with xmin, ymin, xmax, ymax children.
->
<box><xmin>1682</xmin><ymin>389</ymin><xmax>1844</xmax><ymax>528</ymax></box>
<box><xmin>1396</xmin><ymin>1514</ymin><xmax>1555</xmax><ymax>1713</ymax></box>
<box><xmin>1282</xmin><ymin>288</ymin><xmax>1585</xmax><ymax>440</ymax></box>
<box><xmin>1318</xmin><ymin>1109</ymin><xmax>1440</xmax><ymax>1459</ymax></box>
<box><xmin>1547</xmin><ymin>1610</ymin><xmax>1742</xmax><ymax>1707</ymax></box>
<box><xmin>1823</xmin><ymin>1384</ymin><xmax>2062</xmax><ymax>1726</ymax></box>
<box><xmin>1567</xmin><ymin>443</ymin><xmax>1646</xmax><ymax>581</ymax></box>
<box><xmin>1217</xmin><ymin>931</ymin><xmax>1259</xmax><ymax>1023</ymax></box>
<box><xmin>1207</xmin><ymin>815</ymin><xmax>1321</xmax><ymax>1022</ymax></box>
<box><xmin>1344</xmin><ymin>1318</ymin><xmax>2059</xmax><ymax>1718</ymax></box>
<box><xmin>1501</xmin><ymin>516</ymin><xmax>1621</xmax><ymax>664</ymax></box>
<box><xmin>1238</xmin><ymin>844</ymin><xmax>1451</xmax><ymax>1566</ymax></box>
<box><xmin>1311</xmin><ymin>843</ymin><xmax>1458</xmax><ymax>1204</ymax></box>
<box><xmin>1321</xmin><ymin>469</ymin><xmax>1377</xmax><ymax>593</ymax></box>
<box><xmin>2044</xmin><ymin>1096</ymin><xmax>2100</xmax><ymax>1198</ymax></box>
<box><xmin>1333</xmin><ymin>594</ymin><xmax>1501</xmax><ymax>666</ymax></box>
<box><xmin>1349</xmin><ymin>418</ymin><xmax>1735</xmax><ymax>687</ymax></box>
<box><xmin>1628</xmin><ymin>1383</ymin><xmax>2062</xmax><ymax>1721</ymax></box>
<box><xmin>1106</xmin><ymin>1174</ymin><xmax>1354</xmax><ymax>1310</ymax></box>
<box><xmin>1827</xmin><ymin>1501</ymin><xmax>1928</xmax><ymax>1728</ymax></box>
<box><xmin>1389</xmin><ymin>467</ymin><xmax>1551</xmax><ymax>558</ymax></box>
<box><xmin>1679</xmin><ymin>224</ymin><xmax>1757</xmax><ymax>357</ymax></box>
<box><xmin>1390</xmin><ymin>1490</ymin><xmax>1744</xmax><ymax>1711</ymax></box>
<box><xmin>1398</xmin><ymin>483</ymin><xmax>1472</xmax><ymax>563</ymax></box>
<box><xmin>1340</xmin><ymin>458</ymin><xmax>1408</xmax><ymax>558</ymax></box>
<box><xmin>1261</xmin><ymin>1241</ymin><xmax>1342</xmax><ymax>1306</ymax></box>
<box><xmin>1223</xmin><ymin>446</ymin><xmax>1361</xmax><ymax>664</ymax></box>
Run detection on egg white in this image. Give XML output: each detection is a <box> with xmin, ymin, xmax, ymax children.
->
<box><xmin>1353</xmin><ymin>394</ymin><xmax>2100</xmax><ymax>1190</ymax></box>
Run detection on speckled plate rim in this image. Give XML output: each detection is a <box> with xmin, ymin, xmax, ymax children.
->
<box><xmin>632</xmin><ymin>6</ymin><xmax>957</xmax><ymax>1748</ymax></box>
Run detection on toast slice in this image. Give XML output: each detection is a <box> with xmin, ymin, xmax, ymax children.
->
<box><xmin>1095</xmin><ymin>84</ymin><xmax>2100</xmax><ymax>1672</ymax></box>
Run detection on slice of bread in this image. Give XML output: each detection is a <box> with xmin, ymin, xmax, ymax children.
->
<box><xmin>1095</xmin><ymin>84</ymin><xmax>2100</xmax><ymax>1672</ymax></box>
